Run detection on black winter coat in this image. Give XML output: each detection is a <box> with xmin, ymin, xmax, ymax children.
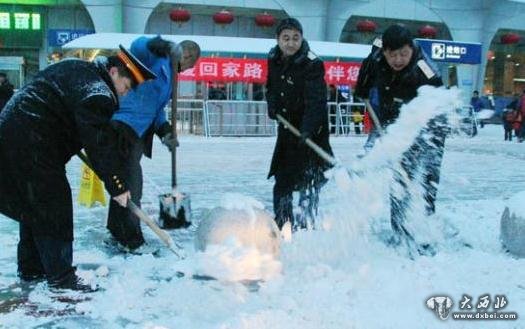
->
<box><xmin>0</xmin><ymin>58</ymin><xmax>127</xmax><ymax>238</ymax></box>
<box><xmin>354</xmin><ymin>41</ymin><xmax>443</xmax><ymax>126</ymax></box>
<box><xmin>266</xmin><ymin>41</ymin><xmax>333</xmax><ymax>189</ymax></box>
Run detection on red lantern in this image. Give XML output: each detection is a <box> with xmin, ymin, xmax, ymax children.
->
<box><xmin>356</xmin><ymin>20</ymin><xmax>377</xmax><ymax>33</ymax></box>
<box><xmin>255</xmin><ymin>12</ymin><xmax>275</xmax><ymax>28</ymax></box>
<box><xmin>501</xmin><ymin>33</ymin><xmax>521</xmax><ymax>45</ymax></box>
<box><xmin>169</xmin><ymin>8</ymin><xmax>191</xmax><ymax>24</ymax></box>
<box><xmin>213</xmin><ymin>10</ymin><xmax>234</xmax><ymax>25</ymax></box>
<box><xmin>418</xmin><ymin>25</ymin><xmax>437</xmax><ymax>39</ymax></box>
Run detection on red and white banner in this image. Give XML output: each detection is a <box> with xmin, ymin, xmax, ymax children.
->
<box><xmin>179</xmin><ymin>57</ymin><xmax>361</xmax><ymax>86</ymax></box>
<box><xmin>323</xmin><ymin>61</ymin><xmax>361</xmax><ymax>86</ymax></box>
<box><xmin>179</xmin><ymin>57</ymin><xmax>267</xmax><ymax>83</ymax></box>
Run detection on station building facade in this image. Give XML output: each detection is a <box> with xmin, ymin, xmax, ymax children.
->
<box><xmin>1</xmin><ymin>0</ymin><xmax>525</xmax><ymax>101</ymax></box>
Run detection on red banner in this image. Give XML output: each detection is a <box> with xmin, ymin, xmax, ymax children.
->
<box><xmin>179</xmin><ymin>57</ymin><xmax>267</xmax><ymax>83</ymax></box>
<box><xmin>179</xmin><ymin>57</ymin><xmax>361</xmax><ymax>86</ymax></box>
<box><xmin>324</xmin><ymin>61</ymin><xmax>361</xmax><ymax>87</ymax></box>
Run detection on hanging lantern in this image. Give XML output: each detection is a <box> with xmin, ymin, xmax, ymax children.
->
<box><xmin>169</xmin><ymin>7</ymin><xmax>191</xmax><ymax>25</ymax></box>
<box><xmin>418</xmin><ymin>25</ymin><xmax>437</xmax><ymax>39</ymax></box>
<box><xmin>213</xmin><ymin>10</ymin><xmax>234</xmax><ymax>25</ymax></box>
<box><xmin>356</xmin><ymin>19</ymin><xmax>377</xmax><ymax>33</ymax></box>
<box><xmin>501</xmin><ymin>33</ymin><xmax>521</xmax><ymax>45</ymax></box>
<box><xmin>255</xmin><ymin>12</ymin><xmax>275</xmax><ymax>28</ymax></box>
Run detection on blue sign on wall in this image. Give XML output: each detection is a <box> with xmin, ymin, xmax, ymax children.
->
<box><xmin>415</xmin><ymin>39</ymin><xmax>482</xmax><ymax>65</ymax></box>
<box><xmin>48</xmin><ymin>29</ymin><xmax>94</xmax><ymax>47</ymax></box>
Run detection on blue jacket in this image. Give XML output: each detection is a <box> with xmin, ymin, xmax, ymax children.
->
<box><xmin>112</xmin><ymin>36</ymin><xmax>172</xmax><ymax>138</ymax></box>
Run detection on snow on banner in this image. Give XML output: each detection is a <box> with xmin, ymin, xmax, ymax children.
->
<box><xmin>178</xmin><ymin>57</ymin><xmax>361</xmax><ymax>86</ymax></box>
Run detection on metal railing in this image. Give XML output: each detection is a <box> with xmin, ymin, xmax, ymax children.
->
<box><xmin>204</xmin><ymin>100</ymin><xmax>275</xmax><ymax>137</ymax></box>
<box><xmin>166</xmin><ymin>99</ymin><xmax>205</xmax><ymax>135</ymax></box>
<box><xmin>165</xmin><ymin>99</ymin><xmax>369</xmax><ymax>137</ymax></box>
<box><xmin>329</xmin><ymin>102</ymin><xmax>367</xmax><ymax>136</ymax></box>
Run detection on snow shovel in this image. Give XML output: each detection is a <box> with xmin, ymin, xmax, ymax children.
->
<box><xmin>76</xmin><ymin>152</ymin><xmax>184</xmax><ymax>258</ymax></box>
<box><xmin>158</xmin><ymin>54</ymin><xmax>191</xmax><ymax>229</ymax></box>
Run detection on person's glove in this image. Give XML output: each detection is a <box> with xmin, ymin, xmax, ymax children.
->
<box><xmin>161</xmin><ymin>132</ymin><xmax>179</xmax><ymax>152</ymax></box>
<box><xmin>158</xmin><ymin>122</ymin><xmax>179</xmax><ymax>152</ymax></box>
<box><xmin>299</xmin><ymin>131</ymin><xmax>311</xmax><ymax>145</ymax></box>
<box><xmin>268</xmin><ymin>107</ymin><xmax>284</xmax><ymax>120</ymax></box>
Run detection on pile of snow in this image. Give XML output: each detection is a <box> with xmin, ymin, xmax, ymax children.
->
<box><xmin>501</xmin><ymin>190</ymin><xmax>525</xmax><ymax>257</ymax></box>
<box><xmin>323</xmin><ymin>86</ymin><xmax>463</xmax><ymax>252</ymax></box>
<box><xmin>194</xmin><ymin>193</ymin><xmax>282</xmax><ymax>281</ymax></box>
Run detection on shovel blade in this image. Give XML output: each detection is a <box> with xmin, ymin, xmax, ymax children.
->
<box><xmin>158</xmin><ymin>192</ymin><xmax>191</xmax><ymax>229</ymax></box>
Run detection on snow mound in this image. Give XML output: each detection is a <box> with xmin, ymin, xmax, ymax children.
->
<box><xmin>194</xmin><ymin>195</ymin><xmax>282</xmax><ymax>281</ymax></box>
<box><xmin>195</xmin><ymin>206</ymin><xmax>280</xmax><ymax>257</ymax></box>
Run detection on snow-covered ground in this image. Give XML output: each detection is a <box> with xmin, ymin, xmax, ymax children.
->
<box><xmin>1</xmin><ymin>116</ymin><xmax>525</xmax><ymax>328</ymax></box>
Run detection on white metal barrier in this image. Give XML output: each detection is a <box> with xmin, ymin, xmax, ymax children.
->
<box><xmin>166</xmin><ymin>99</ymin><xmax>205</xmax><ymax>135</ymax></box>
<box><xmin>165</xmin><ymin>99</ymin><xmax>370</xmax><ymax>137</ymax></box>
<box><xmin>328</xmin><ymin>102</ymin><xmax>367</xmax><ymax>136</ymax></box>
<box><xmin>204</xmin><ymin>100</ymin><xmax>276</xmax><ymax>137</ymax></box>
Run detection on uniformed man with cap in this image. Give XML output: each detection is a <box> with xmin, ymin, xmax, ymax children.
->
<box><xmin>0</xmin><ymin>44</ymin><xmax>155</xmax><ymax>291</ymax></box>
<box><xmin>266</xmin><ymin>17</ymin><xmax>333</xmax><ymax>231</ymax></box>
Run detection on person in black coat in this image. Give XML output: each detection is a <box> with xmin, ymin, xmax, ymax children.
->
<box><xmin>0</xmin><ymin>72</ymin><xmax>14</xmax><ymax>111</ymax></box>
<box><xmin>354</xmin><ymin>24</ymin><xmax>446</xmax><ymax>256</ymax></box>
<box><xmin>266</xmin><ymin>18</ymin><xmax>333</xmax><ymax>230</ymax></box>
<box><xmin>0</xmin><ymin>46</ymin><xmax>155</xmax><ymax>291</ymax></box>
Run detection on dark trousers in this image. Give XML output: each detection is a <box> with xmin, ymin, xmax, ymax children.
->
<box><xmin>390</xmin><ymin>119</ymin><xmax>447</xmax><ymax>242</ymax></box>
<box><xmin>18</xmin><ymin>221</ymin><xmax>77</xmax><ymax>285</ymax></box>
<box><xmin>2</xmin><ymin>151</ymin><xmax>77</xmax><ymax>284</ymax></box>
<box><xmin>505</xmin><ymin>128</ymin><xmax>513</xmax><ymax>141</ymax></box>
<box><xmin>107</xmin><ymin>139</ymin><xmax>145</xmax><ymax>249</ymax></box>
<box><xmin>273</xmin><ymin>171</ymin><xmax>320</xmax><ymax>230</ymax></box>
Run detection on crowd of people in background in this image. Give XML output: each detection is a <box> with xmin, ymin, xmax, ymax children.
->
<box><xmin>502</xmin><ymin>90</ymin><xmax>525</xmax><ymax>142</ymax></box>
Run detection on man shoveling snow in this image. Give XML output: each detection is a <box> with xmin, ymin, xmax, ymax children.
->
<box><xmin>354</xmin><ymin>24</ymin><xmax>452</xmax><ymax>257</ymax></box>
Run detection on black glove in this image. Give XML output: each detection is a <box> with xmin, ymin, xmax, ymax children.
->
<box><xmin>268</xmin><ymin>107</ymin><xmax>285</xmax><ymax>120</ymax></box>
<box><xmin>161</xmin><ymin>132</ymin><xmax>179</xmax><ymax>152</ymax></box>
<box><xmin>299</xmin><ymin>131</ymin><xmax>311</xmax><ymax>145</ymax></box>
<box><xmin>158</xmin><ymin>122</ymin><xmax>179</xmax><ymax>152</ymax></box>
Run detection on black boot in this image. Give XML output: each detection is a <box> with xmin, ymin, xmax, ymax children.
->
<box><xmin>49</xmin><ymin>267</ymin><xmax>97</xmax><ymax>292</ymax></box>
<box><xmin>32</xmin><ymin>236</ymin><xmax>97</xmax><ymax>292</ymax></box>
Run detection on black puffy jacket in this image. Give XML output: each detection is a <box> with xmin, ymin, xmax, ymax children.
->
<box><xmin>0</xmin><ymin>59</ymin><xmax>129</xmax><ymax>238</ymax></box>
<box><xmin>354</xmin><ymin>40</ymin><xmax>443</xmax><ymax>126</ymax></box>
<box><xmin>0</xmin><ymin>58</ymin><xmax>127</xmax><ymax>196</ymax></box>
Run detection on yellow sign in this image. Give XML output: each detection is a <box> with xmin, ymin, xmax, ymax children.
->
<box><xmin>78</xmin><ymin>163</ymin><xmax>106</xmax><ymax>207</ymax></box>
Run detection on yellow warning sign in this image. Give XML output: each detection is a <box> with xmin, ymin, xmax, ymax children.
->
<box><xmin>78</xmin><ymin>163</ymin><xmax>107</xmax><ymax>207</ymax></box>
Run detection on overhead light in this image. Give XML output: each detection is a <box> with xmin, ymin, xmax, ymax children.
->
<box><xmin>491</xmin><ymin>56</ymin><xmax>496</xmax><ymax>60</ymax></box>
<box><xmin>506</xmin><ymin>54</ymin><xmax>512</xmax><ymax>58</ymax></box>
<box><xmin>513</xmin><ymin>78</ymin><xmax>525</xmax><ymax>82</ymax></box>
<box><xmin>516</xmin><ymin>63</ymin><xmax>520</xmax><ymax>66</ymax></box>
